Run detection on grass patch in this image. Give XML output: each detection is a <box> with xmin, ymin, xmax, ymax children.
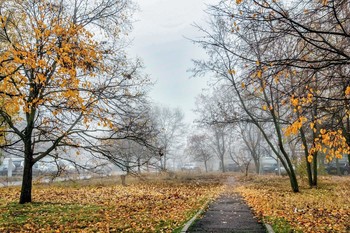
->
<box><xmin>0</xmin><ymin>202</ymin><xmax>101</xmax><ymax>231</ymax></box>
<box><xmin>264</xmin><ymin>216</ymin><xmax>299</xmax><ymax>233</ymax></box>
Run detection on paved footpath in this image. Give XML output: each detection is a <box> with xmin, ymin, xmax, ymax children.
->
<box><xmin>186</xmin><ymin>177</ymin><xmax>267</xmax><ymax>233</ymax></box>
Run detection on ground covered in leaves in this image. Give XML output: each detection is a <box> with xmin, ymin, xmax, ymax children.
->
<box><xmin>0</xmin><ymin>174</ymin><xmax>224</xmax><ymax>232</ymax></box>
<box><xmin>236</xmin><ymin>175</ymin><xmax>350</xmax><ymax>233</ymax></box>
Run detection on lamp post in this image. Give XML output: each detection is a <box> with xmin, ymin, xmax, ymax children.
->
<box><xmin>8</xmin><ymin>156</ymin><xmax>13</xmax><ymax>177</ymax></box>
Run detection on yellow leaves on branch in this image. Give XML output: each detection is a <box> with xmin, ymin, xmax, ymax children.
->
<box><xmin>256</xmin><ymin>70</ymin><xmax>262</xmax><ymax>78</ymax></box>
<box><xmin>289</xmin><ymin>92</ymin><xmax>313</xmax><ymax>113</ymax></box>
<box><xmin>290</xmin><ymin>94</ymin><xmax>313</xmax><ymax>107</ymax></box>
<box><xmin>308</xmin><ymin>129</ymin><xmax>350</xmax><ymax>163</ymax></box>
<box><xmin>284</xmin><ymin>116</ymin><xmax>307</xmax><ymax>136</ymax></box>
<box><xmin>284</xmin><ymin>114</ymin><xmax>349</xmax><ymax>163</ymax></box>
<box><xmin>290</xmin><ymin>96</ymin><xmax>299</xmax><ymax>107</ymax></box>
<box><xmin>0</xmin><ymin>1</ymin><xmax>104</xmax><ymax>116</ymax></box>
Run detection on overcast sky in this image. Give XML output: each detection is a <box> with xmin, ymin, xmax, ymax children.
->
<box><xmin>128</xmin><ymin>0</ymin><xmax>218</xmax><ymax>124</ymax></box>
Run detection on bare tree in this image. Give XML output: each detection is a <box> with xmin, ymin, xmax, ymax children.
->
<box><xmin>186</xmin><ymin>133</ymin><xmax>213</xmax><ymax>172</ymax></box>
<box><xmin>228</xmin><ymin>146</ymin><xmax>252</xmax><ymax>177</ymax></box>
<box><xmin>152</xmin><ymin>106</ymin><xmax>186</xmax><ymax>171</ymax></box>
<box><xmin>234</xmin><ymin>122</ymin><xmax>268</xmax><ymax>174</ymax></box>
<box><xmin>194</xmin><ymin>91</ymin><xmax>235</xmax><ymax>172</ymax></box>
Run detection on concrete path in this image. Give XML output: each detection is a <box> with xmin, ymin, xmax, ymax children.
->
<box><xmin>186</xmin><ymin>177</ymin><xmax>266</xmax><ymax>233</ymax></box>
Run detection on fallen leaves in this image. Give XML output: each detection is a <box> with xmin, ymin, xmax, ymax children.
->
<box><xmin>236</xmin><ymin>176</ymin><xmax>350</xmax><ymax>232</ymax></box>
<box><xmin>0</xmin><ymin>180</ymin><xmax>223</xmax><ymax>232</ymax></box>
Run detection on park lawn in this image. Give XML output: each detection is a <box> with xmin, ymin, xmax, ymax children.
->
<box><xmin>0</xmin><ymin>176</ymin><xmax>224</xmax><ymax>232</ymax></box>
<box><xmin>236</xmin><ymin>175</ymin><xmax>350</xmax><ymax>233</ymax></box>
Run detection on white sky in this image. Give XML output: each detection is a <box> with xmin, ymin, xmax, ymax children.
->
<box><xmin>128</xmin><ymin>0</ymin><xmax>218</xmax><ymax>124</ymax></box>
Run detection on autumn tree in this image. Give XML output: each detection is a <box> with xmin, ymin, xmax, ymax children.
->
<box><xmin>193</xmin><ymin>0</ymin><xmax>350</xmax><ymax>189</ymax></box>
<box><xmin>230</xmin><ymin>0</ymin><xmax>350</xmax><ymax>186</ymax></box>
<box><xmin>191</xmin><ymin>2</ymin><xmax>300</xmax><ymax>191</ymax></box>
<box><xmin>0</xmin><ymin>0</ymin><xmax>152</xmax><ymax>204</ymax></box>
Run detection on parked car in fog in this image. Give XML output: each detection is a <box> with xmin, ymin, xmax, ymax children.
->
<box><xmin>325</xmin><ymin>159</ymin><xmax>350</xmax><ymax>175</ymax></box>
<box><xmin>0</xmin><ymin>163</ymin><xmax>12</xmax><ymax>175</ymax></box>
<box><xmin>181</xmin><ymin>163</ymin><xmax>200</xmax><ymax>172</ymax></box>
<box><xmin>275</xmin><ymin>166</ymin><xmax>295</xmax><ymax>176</ymax></box>
<box><xmin>225</xmin><ymin>163</ymin><xmax>241</xmax><ymax>172</ymax></box>
<box><xmin>261</xmin><ymin>157</ymin><xmax>278</xmax><ymax>173</ymax></box>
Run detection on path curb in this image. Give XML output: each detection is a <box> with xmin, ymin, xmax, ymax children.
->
<box><xmin>265</xmin><ymin>223</ymin><xmax>275</xmax><ymax>233</ymax></box>
<box><xmin>180</xmin><ymin>200</ymin><xmax>210</xmax><ymax>233</ymax></box>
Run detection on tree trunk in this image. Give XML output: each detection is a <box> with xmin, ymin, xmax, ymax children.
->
<box><xmin>287</xmin><ymin>165</ymin><xmax>299</xmax><ymax>192</ymax></box>
<box><xmin>300</xmin><ymin>128</ymin><xmax>314</xmax><ymax>187</ymax></box>
<box><xmin>254</xmin><ymin>159</ymin><xmax>259</xmax><ymax>174</ymax></box>
<box><xmin>162</xmin><ymin>154</ymin><xmax>167</xmax><ymax>171</ymax></box>
<box><xmin>336</xmin><ymin>158</ymin><xmax>341</xmax><ymax>175</ymax></box>
<box><xmin>20</xmin><ymin>157</ymin><xmax>33</xmax><ymax>204</ymax></box>
<box><xmin>312</xmin><ymin>153</ymin><xmax>318</xmax><ymax>187</ymax></box>
<box><xmin>306</xmin><ymin>159</ymin><xmax>313</xmax><ymax>187</ymax></box>
<box><xmin>121</xmin><ymin>175</ymin><xmax>127</xmax><ymax>186</ymax></box>
<box><xmin>137</xmin><ymin>158</ymin><xmax>141</xmax><ymax>173</ymax></box>
<box><xmin>279</xmin><ymin>142</ymin><xmax>299</xmax><ymax>192</ymax></box>
<box><xmin>221</xmin><ymin>155</ymin><xmax>225</xmax><ymax>172</ymax></box>
<box><xmin>204</xmin><ymin>160</ymin><xmax>208</xmax><ymax>172</ymax></box>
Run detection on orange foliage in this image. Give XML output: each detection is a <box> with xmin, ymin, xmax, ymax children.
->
<box><xmin>0</xmin><ymin>0</ymin><xmax>103</xmax><ymax>122</ymax></box>
<box><xmin>309</xmin><ymin>130</ymin><xmax>350</xmax><ymax>163</ymax></box>
<box><xmin>284</xmin><ymin>116</ymin><xmax>307</xmax><ymax>137</ymax></box>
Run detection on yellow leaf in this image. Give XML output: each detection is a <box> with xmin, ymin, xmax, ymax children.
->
<box><xmin>257</xmin><ymin>70</ymin><xmax>262</xmax><ymax>78</ymax></box>
<box><xmin>345</xmin><ymin>86</ymin><xmax>350</xmax><ymax>96</ymax></box>
<box><xmin>228</xmin><ymin>69</ymin><xmax>236</xmax><ymax>75</ymax></box>
<box><xmin>307</xmin><ymin>155</ymin><xmax>313</xmax><ymax>163</ymax></box>
<box><xmin>310</xmin><ymin>122</ymin><xmax>315</xmax><ymax>129</ymax></box>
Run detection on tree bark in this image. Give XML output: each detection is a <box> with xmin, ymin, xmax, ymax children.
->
<box><xmin>121</xmin><ymin>175</ymin><xmax>127</xmax><ymax>186</ymax></box>
<box><xmin>221</xmin><ymin>155</ymin><xmax>225</xmax><ymax>172</ymax></box>
<box><xmin>20</xmin><ymin>155</ymin><xmax>33</xmax><ymax>204</ymax></box>
<box><xmin>253</xmin><ymin>157</ymin><xmax>259</xmax><ymax>174</ymax></box>
<box><xmin>312</xmin><ymin>153</ymin><xmax>318</xmax><ymax>187</ymax></box>
<box><xmin>137</xmin><ymin>158</ymin><xmax>141</xmax><ymax>173</ymax></box>
<box><xmin>300</xmin><ymin>128</ymin><xmax>314</xmax><ymax>187</ymax></box>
